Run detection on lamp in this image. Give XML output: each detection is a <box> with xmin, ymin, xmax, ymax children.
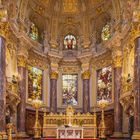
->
<box><xmin>97</xmin><ymin>99</ymin><xmax>109</xmax><ymax>138</ymax></box>
<box><xmin>32</xmin><ymin>98</ymin><xmax>43</xmax><ymax>138</ymax></box>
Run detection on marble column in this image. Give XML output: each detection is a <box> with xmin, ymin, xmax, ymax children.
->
<box><xmin>0</xmin><ymin>37</ymin><xmax>6</xmax><ymax>134</ymax></box>
<box><xmin>112</xmin><ymin>55</ymin><xmax>123</xmax><ymax>137</ymax></box>
<box><xmin>17</xmin><ymin>56</ymin><xmax>27</xmax><ymax>136</ymax></box>
<box><xmin>132</xmin><ymin>37</ymin><xmax>140</xmax><ymax>139</ymax></box>
<box><xmin>82</xmin><ymin>71</ymin><xmax>90</xmax><ymax>113</ymax></box>
<box><xmin>50</xmin><ymin>71</ymin><xmax>58</xmax><ymax>112</ymax></box>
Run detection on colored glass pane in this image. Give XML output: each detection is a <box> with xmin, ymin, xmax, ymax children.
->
<box><xmin>62</xmin><ymin>74</ymin><xmax>78</xmax><ymax>105</ymax></box>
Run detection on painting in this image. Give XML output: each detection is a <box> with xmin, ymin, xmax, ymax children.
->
<box><xmin>97</xmin><ymin>66</ymin><xmax>112</xmax><ymax>102</ymax></box>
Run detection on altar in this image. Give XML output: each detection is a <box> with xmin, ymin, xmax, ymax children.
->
<box><xmin>57</xmin><ymin>126</ymin><xmax>83</xmax><ymax>138</ymax></box>
<box><xmin>43</xmin><ymin>106</ymin><xmax>97</xmax><ymax>138</ymax></box>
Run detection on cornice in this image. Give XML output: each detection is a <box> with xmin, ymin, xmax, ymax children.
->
<box><xmin>91</xmin><ymin>51</ymin><xmax>112</xmax><ymax>69</ymax></box>
<box><xmin>28</xmin><ymin>50</ymin><xmax>48</xmax><ymax>69</ymax></box>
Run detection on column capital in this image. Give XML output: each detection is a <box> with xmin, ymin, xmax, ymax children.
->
<box><xmin>17</xmin><ymin>55</ymin><xmax>27</xmax><ymax>67</ymax></box>
<box><xmin>50</xmin><ymin>71</ymin><xmax>58</xmax><ymax>79</ymax></box>
<box><xmin>0</xmin><ymin>22</ymin><xmax>9</xmax><ymax>38</ymax></box>
<box><xmin>112</xmin><ymin>55</ymin><xmax>122</xmax><ymax>68</ymax></box>
<box><xmin>112</xmin><ymin>49</ymin><xmax>122</xmax><ymax>68</ymax></box>
<box><xmin>82</xmin><ymin>70</ymin><xmax>90</xmax><ymax>79</ymax></box>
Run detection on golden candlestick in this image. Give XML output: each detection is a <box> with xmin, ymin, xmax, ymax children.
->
<box><xmin>93</xmin><ymin>107</ymin><xmax>97</xmax><ymax>139</ymax></box>
<box><xmin>32</xmin><ymin>98</ymin><xmax>43</xmax><ymax>138</ymax></box>
<box><xmin>97</xmin><ymin>99</ymin><xmax>109</xmax><ymax>138</ymax></box>
<box><xmin>6</xmin><ymin>123</ymin><xmax>14</xmax><ymax>140</ymax></box>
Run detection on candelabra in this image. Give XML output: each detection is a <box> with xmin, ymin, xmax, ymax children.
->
<box><xmin>93</xmin><ymin>107</ymin><xmax>97</xmax><ymax>139</ymax></box>
<box><xmin>6</xmin><ymin>123</ymin><xmax>14</xmax><ymax>140</ymax></box>
<box><xmin>32</xmin><ymin>98</ymin><xmax>43</xmax><ymax>138</ymax></box>
<box><xmin>97</xmin><ymin>99</ymin><xmax>109</xmax><ymax>138</ymax></box>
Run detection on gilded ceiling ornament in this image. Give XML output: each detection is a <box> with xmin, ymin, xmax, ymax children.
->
<box><xmin>82</xmin><ymin>70</ymin><xmax>90</xmax><ymax>79</ymax></box>
<box><xmin>50</xmin><ymin>71</ymin><xmax>58</xmax><ymax>79</ymax></box>
<box><xmin>63</xmin><ymin>0</ymin><xmax>78</xmax><ymax>13</ymax></box>
<box><xmin>113</xmin><ymin>55</ymin><xmax>122</xmax><ymax>68</ymax></box>
<box><xmin>17</xmin><ymin>55</ymin><xmax>27</xmax><ymax>67</ymax></box>
<box><xmin>101</xmin><ymin>24</ymin><xmax>111</xmax><ymax>41</ymax></box>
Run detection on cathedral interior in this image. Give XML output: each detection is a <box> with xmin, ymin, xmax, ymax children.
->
<box><xmin>0</xmin><ymin>0</ymin><xmax>140</xmax><ymax>140</ymax></box>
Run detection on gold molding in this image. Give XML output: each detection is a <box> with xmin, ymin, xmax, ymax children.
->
<box><xmin>0</xmin><ymin>22</ymin><xmax>9</xmax><ymax>38</ymax></box>
<box><xmin>17</xmin><ymin>55</ymin><xmax>27</xmax><ymax>67</ymax></box>
<box><xmin>82</xmin><ymin>70</ymin><xmax>90</xmax><ymax>79</ymax></box>
<box><xmin>113</xmin><ymin>55</ymin><xmax>122</xmax><ymax>68</ymax></box>
<box><xmin>50</xmin><ymin>71</ymin><xmax>58</xmax><ymax>79</ymax></box>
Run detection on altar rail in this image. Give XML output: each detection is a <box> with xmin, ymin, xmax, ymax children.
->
<box><xmin>43</xmin><ymin>107</ymin><xmax>97</xmax><ymax>138</ymax></box>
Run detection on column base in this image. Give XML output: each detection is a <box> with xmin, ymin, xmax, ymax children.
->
<box><xmin>132</xmin><ymin>131</ymin><xmax>140</xmax><ymax>139</ymax></box>
<box><xmin>112</xmin><ymin>132</ymin><xmax>123</xmax><ymax>138</ymax></box>
<box><xmin>17</xmin><ymin>131</ymin><xmax>28</xmax><ymax>138</ymax></box>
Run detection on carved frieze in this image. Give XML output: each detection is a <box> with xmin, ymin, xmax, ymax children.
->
<box><xmin>91</xmin><ymin>51</ymin><xmax>112</xmax><ymax>69</ymax></box>
<box><xmin>60</xmin><ymin>66</ymin><xmax>80</xmax><ymax>73</ymax></box>
<box><xmin>28</xmin><ymin>51</ymin><xmax>48</xmax><ymax>69</ymax></box>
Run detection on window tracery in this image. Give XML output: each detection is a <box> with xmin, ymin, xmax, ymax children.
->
<box><xmin>64</xmin><ymin>34</ymin><xmax>77</xmax><ymax>50</ymax></box>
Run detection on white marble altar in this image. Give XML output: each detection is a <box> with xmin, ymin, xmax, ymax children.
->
<box><xmin>57</xmin><ymin>126</ymin><xmax>83</xmax><ymax>139</ymax></box>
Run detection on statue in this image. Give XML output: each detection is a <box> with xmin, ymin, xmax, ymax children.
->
<box><xmin>66</xmin><ymin>105</ymin><xmax>74</xmax><ymax>126</ymax></box>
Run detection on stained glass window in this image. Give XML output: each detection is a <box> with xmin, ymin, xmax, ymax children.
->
<box><xmin>62</xmin><ymin>74</ymin><xmax>78</xmax><ymax>105</ymax></box>
<box><xmin>28</xmin><ymin>66</ymin><xmax>43</xmax><ymax>101</ymax></box>
<box><xmin>97</xmin><ymin>66</ymin><xmax>112</xmax><ymax>102</ymax></box>
<box><xmin>101</xmin><ymin>24</ymin><xmax>111</xmax><ymax>41</ymax></box>
<box><xmin>64</xmin><ymin>34</ymin><xmax>77</xmax><ymax>50</ymax></box>
<box><xmin>29</xmin><ymin>23</ymin><xmax>39</xmax><ymax>40</ymax></box>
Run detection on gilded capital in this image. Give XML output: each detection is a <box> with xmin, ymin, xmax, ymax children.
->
<box><xmin>0</xmin><ymin>22</ymin><xmax>9</xmax><ymax>38</ymax></box>
<box><xmin>82</xmin><ymin>70</ymin><xmax>90</xmax><ymax>79</ymax></box>
<box><xmin>50</xmin><ymin>71</ymin><xmax>58</xmax><ymax>79</ymax></box>
<box><xmin>17</xmin><ymin>55</ymin><xmax>27</xmax><ymax>67</ymax></box>
<box><xmin>113</xmin><ymin>55</ymin><xmax>122</xmax><ymax>68</ymax></box>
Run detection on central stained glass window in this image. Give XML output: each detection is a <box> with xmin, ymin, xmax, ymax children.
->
<box><xmin>62</xmin><ymin>74</ymin><xmax>78</xmax><ymax>105</ymax></box>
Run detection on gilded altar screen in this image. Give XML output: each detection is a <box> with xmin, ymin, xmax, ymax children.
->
<box><xmin>97</xmin><ymin>66</ymin><xmax>112</xmax><ymax>102</ymax></box>
<box><xmin>28</xmin><ymin>66</ymin><xmax>43</xmax><ymax>101</ymax></box>
<box><xmin>62</xmin><ymin>74</ymin><xmax>78</xmax><ymax>105</ymax></box>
